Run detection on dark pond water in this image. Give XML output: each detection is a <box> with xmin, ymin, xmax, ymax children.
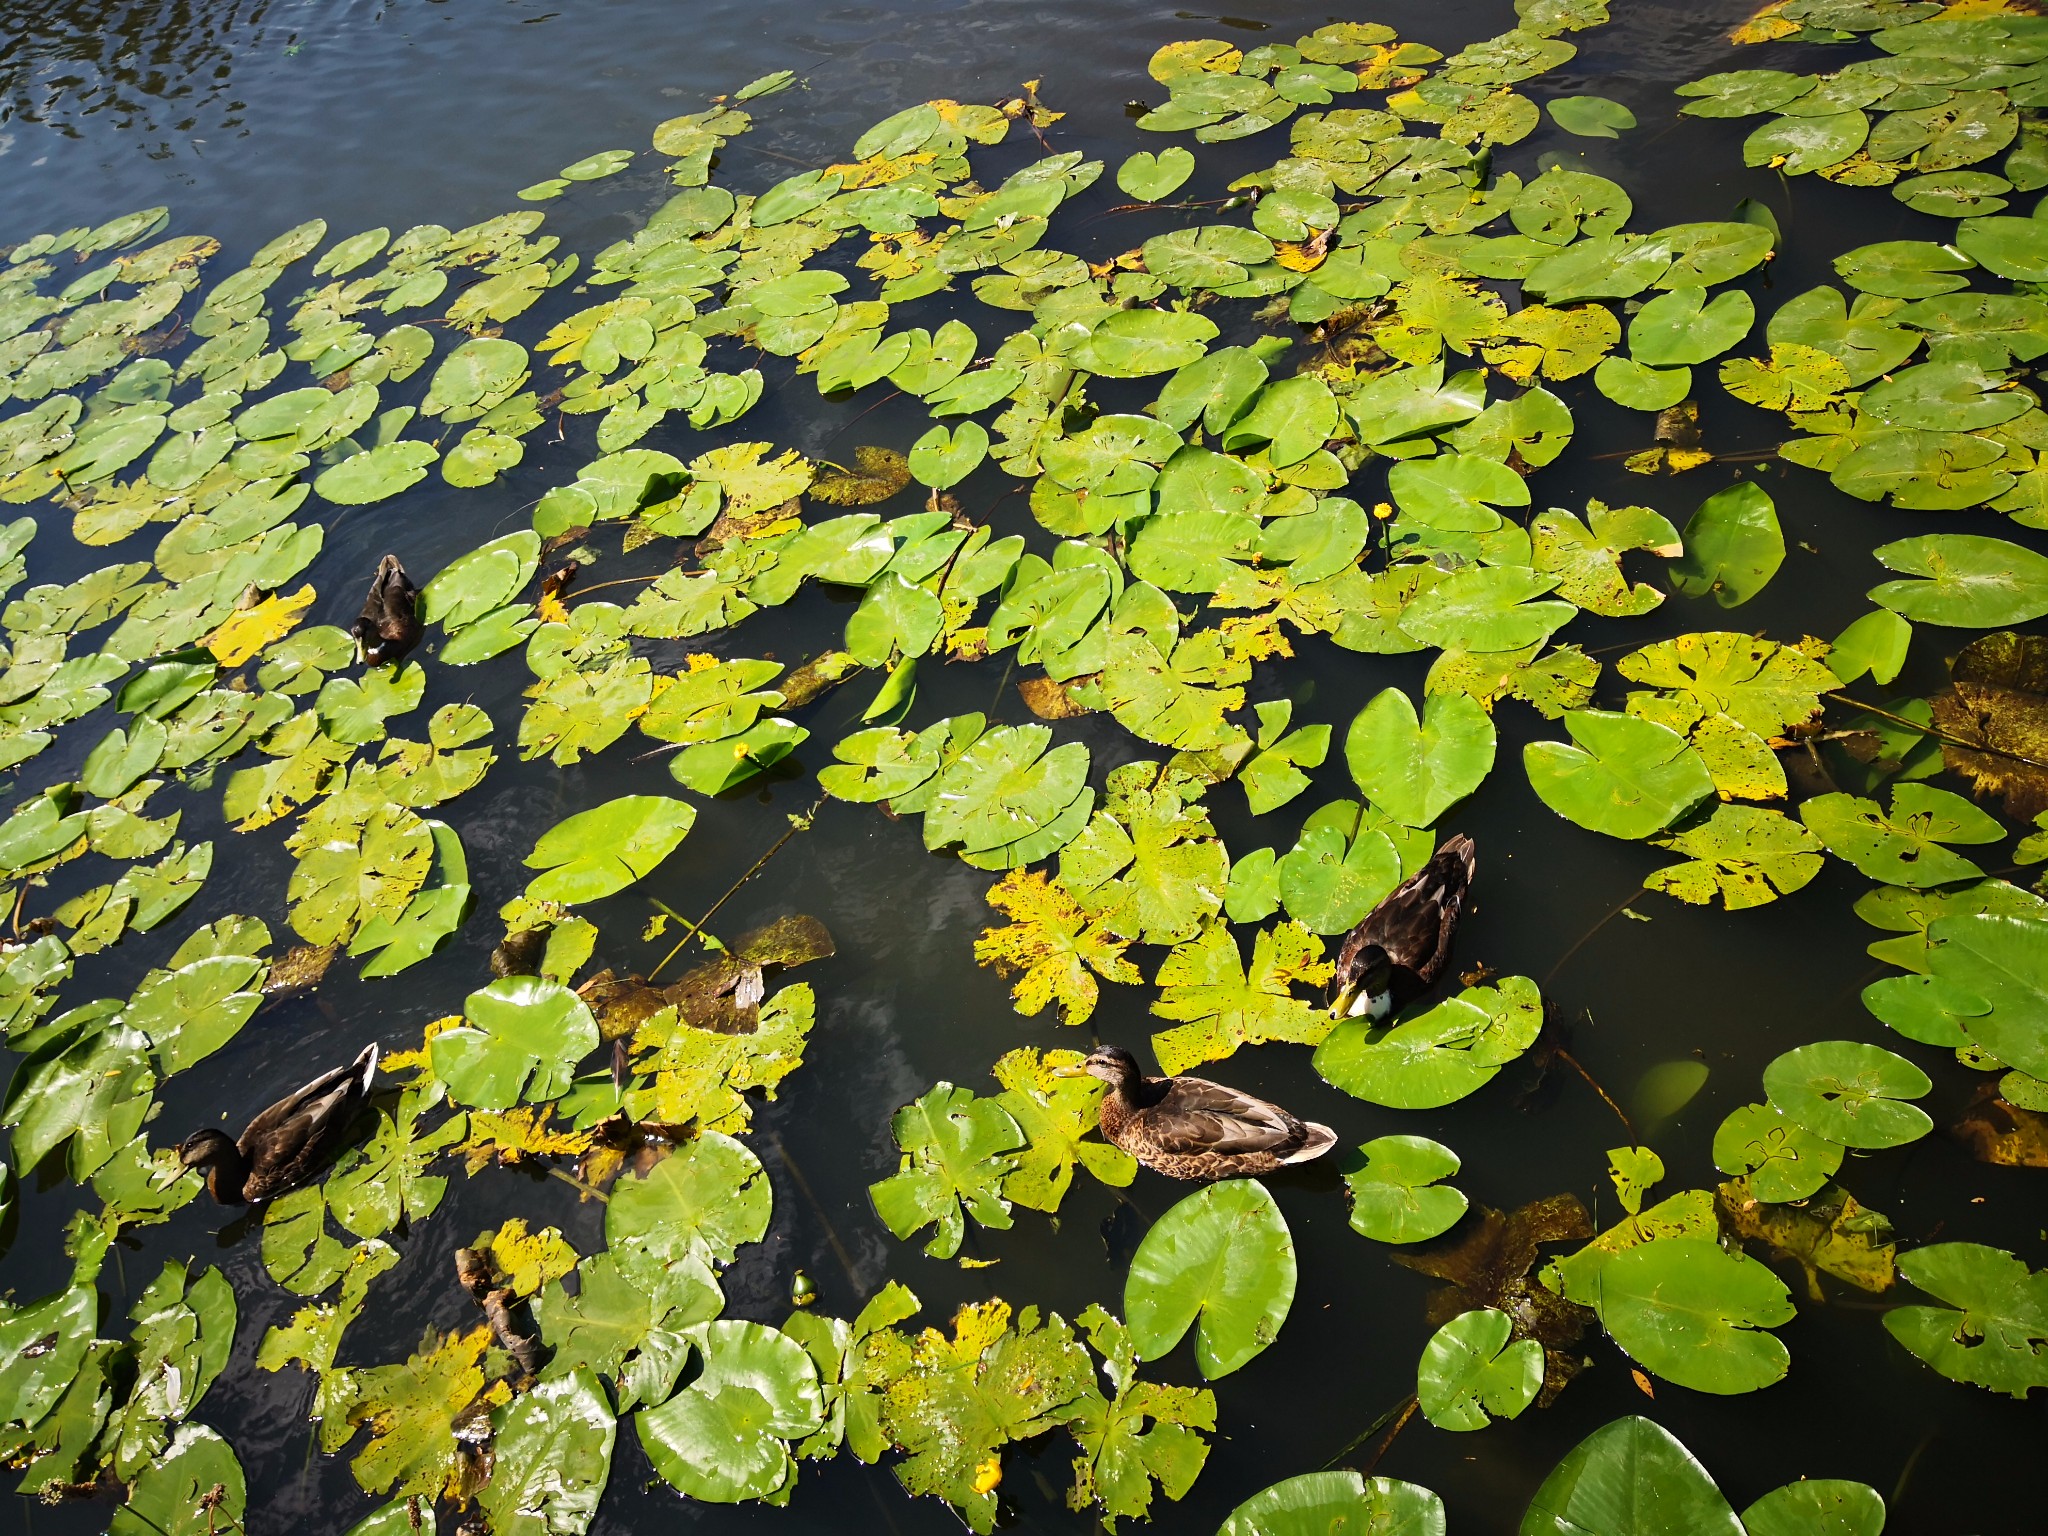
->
<box><xmin>1</xmin><ymin>0</ymin><xmax>2044</xmax><ymax>1533</ymax></box>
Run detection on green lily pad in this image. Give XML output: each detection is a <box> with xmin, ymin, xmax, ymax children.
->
<box><xmin>1117</xmin><ymin>147</ymin><xmax>1197</xmax><ymax>201</ymax></box>
<box><xmin>1126</xmin><ymin>1179</ymin><xmax>1296</xmax><ymax>1379</ymax></box>
<box><xmin>1343</xmin><ymin>687</ymin><xmax>1496</xmax><ymax>828</ymax></box>
<box><xmin>1522</xmin><ymin>1416</ymin><xmax>1740</xmax><ymax>1536</ymax></box>
<box><xmin>1344</xmin><ymin>1134</ymin><xmax>1468</xmax><ymax>1243</ymax></box>
<box><xmin>1799</xmin><ymin>782</ymin><xmax>2003</xmax><ymax>887</ymax></box>
<box><xmin>1417</xmin><ymin>1307</ymin><xmax>1542</xmax><ymax>1430</ymax></box>
<box><xmin>1524</xmin><ymin>710</ymin><xmax>1715</xmax><ymax>839</ymax></box>
<box><xmin>524</xmin><ymin>795</ymin><xmax>697</xmax><ymax>903</ymax></box>
<box><xmin>1762</xmin><ymin>1039</ymin><xmax>1933</xmax><ymax>1149</ymax></box>
<box><xmin>430</xmin><ymin>975</ymin><xmax>599</xmax><ymax>1110</ymax></box>
<box><xmin>1670</xmin><ymin>482</ymin><xmax>1783</xmax><ymax>607</ymax></box>
<box><xmin>1548</xmin><ymin>94</ymin><xmax>1635</xmax><ymax>137</ymax></box>
<box><xmin>1869</xmin><ymin>533</ymin><xmax>2048</xmax><ymax>626</ymax></box>
<box><xmin>869</xmin><ymin>1082</ymin><xmax>1024</xmax><ymax>1259</ymax></box>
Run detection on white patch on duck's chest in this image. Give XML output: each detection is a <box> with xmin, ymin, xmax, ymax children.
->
<box><xmin>1344</xmin><ymin>989</ymin><xmax>1393</xmax><ymax>1021</ymax></box>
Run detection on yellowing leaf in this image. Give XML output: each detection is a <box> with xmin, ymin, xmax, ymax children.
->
<box><xmin>1274</xmin><ymin>241</ymin><xmax>1329</xmax><ymax>274</ymax></box>
<box><xmin>1148</xmin><ymin>918</ymin><xmax>1335</xmax><ymax>1076</ymax></box>
<box><xmin>974</xmin><ymin>869</ymin><xmax>1141</xmax><ymax>1026</ymax></box>
<box><xmin>204</xmin><ymin>585</ymin><xmax>315</xmax><ymax>667</ymax></box>
<box><xmin>1731</xmin><ymin>0</ymin><xmax>1798</xmax><ymax>42</ymax></box>
<box><xmin>458</xmin><ymin>1106</ymin><xmax>592</xmax><ymax>1175</ymax></box>
<box><xmin>339</xmin><ymin>1324</ymin><xmax>508</xmax><ymax>1499</ymax></box>
<box><xmin>535</xmin><ymin>588</ymin><xmax>571</xmax><ymax>625</ymax></box>
<box><xmin>823</xmin><ymin>151</ymin><xmax>938</xmax><ymax>189</ymax></box>
<box><xmin>380</xmin><ymin>1014</ymin><xmax>464</xmax><ymax>1078</ymax></box>
<box><xmin>474</xmin><ymin>1216</ymin><xmax>579</xmax><ymax>1296</ymax></box>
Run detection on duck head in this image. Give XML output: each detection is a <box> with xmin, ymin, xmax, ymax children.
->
<box><xmin>351</xmin><ymin>617</ymin><xmax>394</xmax><ymax>666</ymax></box>
<box><xmin>178</xmin><ymin>1128</ymin><xmax>250</xmax><ymax>1204</ymax></box>
<box><xmin>1332</xmin><ymin>944</ymin><xmax>1394</xmax><ymax>1021</ymax></box>
<box><xmin>1079</xmin><ymin>1045</ymin><xmax>1144</xmax><ymax>1092</ymax></box>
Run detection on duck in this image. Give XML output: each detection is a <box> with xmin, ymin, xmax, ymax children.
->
<box><xmin>1071</xmin><ymin>1045</ymin><xmax>1337</xmax><ymax>1181</ymax></box>
<box><xmin>1330</xmin><ymin>833</ymin><xmax>1476</xmax><ymax>1021</ymax></box>
<box><xmin>178</xmin><ymin>1043</ymin><xmax>379</xmax><ymax>1205</ymax></box>
<box><xmin>352</xmin><ymin>555</ymin><xmax>421</xmax><ymax>667</ymax></box>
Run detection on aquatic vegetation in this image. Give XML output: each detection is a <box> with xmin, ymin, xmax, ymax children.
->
<box><xmin>5</xmin><ymin>0</ymin><xmax>2048</xmax><ymax>1529</ymax></box>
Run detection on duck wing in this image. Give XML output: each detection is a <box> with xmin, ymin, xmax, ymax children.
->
<box><xmin>1142</xmin><ymin>1075</ymin><xmax>1309</xmax><ymax>1157</ymax></box>
<box><xmin>239</xmin><ymin>1044</ymin><xmax>377</xmax><ymax>1198</ymax></box>
<box><xmin>1335</xmin><ymin>834</ymin><xmax>1475</xmax><ymax>989</ymax></box>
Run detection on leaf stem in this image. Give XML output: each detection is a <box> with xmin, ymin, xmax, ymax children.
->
<box><xmin>1555</xmin><ymin>1045</ymin><xmax>1634</xmax><ymax>1140</ymax></box>
<box><xmin>646</xmin><ymin>801</ymin><xmax>822</xmax><ymax>980</ymax></box>
<box><xmin>546</xmin><ymin>1165</ymin><xmax>609</xmax><ymax>1203</ymax></box>
<box><xmin>1825</xmin><ymin>690</ymin><xmax>2048</xmax><ymax>773</ymax></box>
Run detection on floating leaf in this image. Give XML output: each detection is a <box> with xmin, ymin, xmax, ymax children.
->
<box><xmin>1524</xmin><ymin>710</ymin><xmax>1715</xmax><ymax>839</ymax></box>
<box><xmin>1522</xmin><ymin>1416</ymin><xmax>1740</xmax><ymax>1536</ymax></box>
<box><xmin>1670</xmin><ymin>482</ymin><xmax>1783</xmax><ymax>607</ymax></box>
<box><xmin>524</xmin><ymin>796</ymin><xmax>696</xmax><ymax>903</ymax></box>
<box><xmin>1799</xmin><ymin>782</ymin><xmax>2003</xmax><ymax>888</ymax></box>
<box><xmin>431</xmin><ymin>977</ymin><xmax>599</xmax><ymax>1111</ymax></box>
<box><xmin>1345</xmin><ymin>1134</ymin><xmax>1468</xmax><ymax>1243</ymax></box>
<box><xmin>1126</xmin><ymin>1180</ymin><xmax>1296</xmax><ymax>1379</ymax></box>
<box><xmin>869</xmin><ymin>1083</ymin><xmax>1024</xmax><ymax>1259</ymax></box>
<box><xmin>1417</xmin><ymin>1307</ymin><xmax>1542</xmax><ymax>1430</ymax></box>
<box><xmin>1870</xmin><ymin>533</ymin><xmax>2048</xmax><ymax>627</ymax></box>
<box><xmin>1762</xmin><ymin>1039</ymin><xmax>1933</xmax><ymax>1150</ymax></box>
<box><xmin>1548</xmin><ymin>95</ymin><xmax>1636</xmax><ymax>137</ymax></box>
<box><xmin>1221</xmin><ymin>1472</ymin><xmax>1444</xmax><ymax>1535</ymax></box>
<box><xmin>1148</xmin><ymin>918</ymin><xmax>1334</xmax><ymax>1075</ymax></box>
<box><xmin>1343</xmin><ymin>686</ymin><xmax>1496</xmax><ymax>829</ymax></box>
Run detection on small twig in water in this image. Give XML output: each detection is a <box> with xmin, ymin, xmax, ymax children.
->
<box><xmin>1556</xmin><ymin>1045</ymin><xmax>1634</xmax><ymax>1140</ymax></box>
<box><xmin>647</xmin><ymin>801</ymin><xmax>822</xmax><ymax>981</ymax></box>
<box><xmin>1826</xmin><ymin>690</ymin><xmax>2048</xmax><ymax>773</ymax></box>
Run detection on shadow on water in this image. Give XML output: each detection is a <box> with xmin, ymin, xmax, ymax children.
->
<box><xmin>0</xmin><ymin>0</ymin><xmax>2043</xmax><ymax>1534</ymax></box>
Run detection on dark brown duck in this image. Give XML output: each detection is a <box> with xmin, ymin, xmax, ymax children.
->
<box><xmin>1330</xmin><ymin>833</ymin><xmax>1476</xmax><ymax>1021</ymax></box>
<box><xmin>352</xmin><ymin>554</ymin><xmax>422</xmax><ymax>667</ymax></box>
<box><xmin>1075</xmin><ymin>1045</ymin><xmax>1337</xmax><ymax>1181</ymax></box>
<box><xmin>178</xmin><ymin>1043</ymin><xmax>378</xmax><ymax>1205</ymax></box>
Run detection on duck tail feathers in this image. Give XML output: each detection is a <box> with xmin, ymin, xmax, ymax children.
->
<box><xmin>1283</xmin><ymin>1122</ymin><xmax>1340</xmax><ymax>1164</ymax></box>
<box><xmin>353</xmin><ymin>1043</ymin><xmax>380</xmax><ymax>1092</ymax></box>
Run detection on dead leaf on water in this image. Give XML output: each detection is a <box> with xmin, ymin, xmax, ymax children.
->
<box><xmin>1950</xmin><ymin>1083</ymin><xmax>2048</xmax><ymax>1168</ymax></box>
<box><xmin>1018</xmin><ymin>676</ymin><xmax>1091</xmax><ymax>720</ymax></box>
<box><xmin>1929</xmin><ymin>631</ymin><xmax>2048</xmax><ymax>821</ymax></box>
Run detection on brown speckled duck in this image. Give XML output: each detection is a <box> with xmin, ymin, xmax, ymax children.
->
<box><xmin>178</xmin><ymin>1044</ymin><xmax>378</xmax><ymax>1205</ymax></box>
<box><xmin>1074</xmin><ymin>1045</ymin><xmax>1336</xmax><ymax>1181</ymax></box>
<box><xmin>1330</xmin><ymin>834</ymin><xmax>1476</xmax><ymax>1021</ymax></box>
<box><xmin>352</xmin><ymin>555</ymin><xmax>421</xmax><ymax>667</ymax></box>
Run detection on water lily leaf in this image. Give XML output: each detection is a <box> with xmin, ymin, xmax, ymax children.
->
<box><xmin>315</xmin><ymin>440</ymin><xmax>437</xmax><ymax>505</ymax></box>
<box><xmin>338</xmin><ymin>1324</ymin><xmax>503</xmax><ymax>1499</ymax></box>
<box><xmin>1389</xmin><ymin>452</ymin><xmax>1531</xmax><ymax>529</ymax></box>
<box><xmin>919</xmin><ymin>723</ymin><xmax>1094</xmax><ymax>867</ymax></box>
<box><xmin>1768</xmin><ymin>285</ymin><xmax>1919</xmax><ymax>385</ymax></box>
<box><xmin>1882</xmin><ymin>1242</ymin><xmax>2048</xmax><ymax>1397</ymax></box>
<box><xmin>1221</xmin><ymin>1471</ymin><xmax>1445</xmax><ymax>1536</ymax></box>
<box><xmin>1957</xmin><ymin>214</ymin><xmax>2048</xmax><ymax>282</ymax></box>
<box><xmin>1830</xmin><ymin>608</ymin><xmax>1912</xmax><ymax>687</ymax></box>
<box><xmin>1549</xmin><ymin>94</ymin><xmax>1635</xmax><ymax>136</ymax></box>
<box><xmin>1118</xmin><ymin>147</ymin><xmax>1197</xmax><ymax>201</ymax></box>
<box><xmin>1618</xmin><ymin>631</ymin><xmax>1834</xmax><ymax>737</ymax></box>
<box><xmin>286</xmin><ymin>802</ymin><xmax>432</xmax><ymax>946</ymax></box>
<box><xmin>1595</xmin><ymin>356</ymin><xmax>1691</xmax><ymax>410</ymax></box>
<box><xmin>639</xmin><ymin>1320</ymin><xmax>823</xmax><ymax>1504</ymax></box>
<box><xmin>908</xmin><ymin>421</ymin><xmax>989</xmax><ymax>490</ymax></box>
<box><xmin>431</xmin><ymin>976</ymin><xmax>598</xmax><ymax>1110</ymax></box>
<box><xmin>1315</xmin><ymin>975</ymin><xmax>1544</xmax><ymax>1109</ymax></box>
<box><xmin>1763</xmin><ymin>1039</ymin><xmax>1933</xmax><ymax>1149</ymax></box>
<box><xmin>1645</xmin><ymin>805</ymin><xmax>1824</xmax><ymax>909</ymax></box>
<box><xmin>524</xmin><ymin>795</ymin><xmax>696</xmax><ymax>903</ymax></box>
<box><xmin>1630</xmin><ymin>287</ymin><xmax>1754</xmax><ymax>367</ymax></box>
<box><xmin>1532</xmin><ymin>501</ymin><xmax>1680</xmax><ymax>617</ymax></box>
<box><xmin>315</xmin><ymin>661</ymin><xmax>425</xmax><ymax>746</ymax></box>
<box><xmin>1399</xmin><ymin>565</ymin><xmax>1576</xmax><ymax>652</ymax></box>
<box><xmin>325</xmin><ymin>1088</ymin><xmax>466</xmax><ymax>1240</ymax></box>
<box><xmin>1714</xmin><ymin>1102</ymin><xmax>1844</xmax><ymax>1204</ymax></box>
<box><xmin>1417</xmin><ymin>1307</ymin><xmax>1542</xmax><ymax>1431</ymax></box>
<box><xmin>1057</xmin><ymin>761</ymin><xmax>1227</xmax><ymax>946</ymax></box>
<box><xmin>111</xmin><ymin>1424</ymin><xmax>246</xmax><ymax>1536</ymax></box>
<box><xmin>1149</xmin><ymin>917</ymin><xmax>1334</xmax><ymax>1075</ymax></box>
<box><xmin>1345</xmin><ymin>1134</ymin><xmax>1468</xmax><ymax>1243</ymax></box>
<box><xmin>868</xmin><ymin>1082</ymin><xmax>1024</xmax><ymax>1259</ymax></box>
<box><xmin>1590</xmin><ymin>1236</ymin><xmax>1796</xmax><ymax>1393</ymax></box>
<box><xmin>1524</xmin><ymin>709</ymin><xmax>1715</xmax><ymax>839</ymax></box>
<box><xmin>203</xmin><ymin>584</ymin><xmax>313</xmax><ymax>667</ymax></box>
<box><xmin>1521</xmin><ymin>1416</ymin><xmax>1740</xmax><ymax>1536</ymax></box>
<box><xmin>422</xmin><ymin>531</ymin><xmax>540</xmax><ymax>632</ymax></box>
<box><xmin>990</xmin><ymin>1047</ymin><xmax>1136</xmax><ymax>1212</ymax></box>
<box><xmin>1126</xmin><ymin>1179</ymin><xmax>1296</xmax><ymax>1379</ymax></box>
<box><xmin>1344</xmin><ymin>687</ymin><xmax>1496</xmax><ymax>828</ymax></box>
<box><xmin>1741</xmin><ymin>1480</ymin><xmax>1887</xmax><ymax>1536</ymax></box>
<box><xmin>479</xmin><ymin>1367</ymin><xmax>616</xmax><ymax>1536</ymax></box>
<box><xmin>608</xmin><ymin>1129</ymin><xmax>770</xmax><ymax>1290</ymax></box>
<box><xmin>975</xmin><ymin>870</ymin><xmax>1141</xmax><ymax>1027</ymax></box>
<box><xmin>1064</xmin><ymin>1304</ymin><xmax>1213</xmax><ymax>1525</ymax></box>
<box><xmin>1670</xmin><ymin>482</ymin><xmax>1782</xmax><ymax>607</ymax></box>
<box><xmin>1074</xmin><ymin>309</ymin><xmax>1220</xmax><ymax>377</ymax></box>
<box><xmin>1799</xmin><ymin>782</ymin><xmax>2003</xmax><ymax>887</ymax></box>
<box><xmin>1869</xmin><ymin>533</ymin><xmax>2048</xmax><ymax>626</ymax></box>
<box><xmin>1835</xmin><ymin>239</ymin><xmax>1974</xmax><ymax>299</ymax></box>
<box><xmin>1745</xmin><ymin>109</ymin><xmax>1870</xmax><ymax>174</ymax></box>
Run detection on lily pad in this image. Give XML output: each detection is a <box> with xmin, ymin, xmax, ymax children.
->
<box><xmin>430</xmin><ymin>976</ymin><xmax>600</xmax><ymax>1110</ymax></box>
<box><xmin>524</xmin><ymin>796</ymin><xmax>696</xmax><ymax>903</ymax></box>
<box><xmin>1417</xmin><ymin>1307</ymin><xmax>1542</xmax><ymax>1430</ymax></box>
<box><xmin>1524</xmin><ymin>710</ymin><xmax>1715</xmax><ymax>839</ymax></box>
<box><xmin>1126</xmin><ymin>1179</ymin><xmax>1296</xmax><ymax>1379</ymax></box>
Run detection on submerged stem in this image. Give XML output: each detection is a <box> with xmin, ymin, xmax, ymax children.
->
<box><xmin>646</xmin><ymin>800</ymin><xmax>822</xmax><ymax>980</ymax></box>
<box><xmin>1825</xmin><ymin>690</ymin><xmax>2048</xmax><ymax>773</ymax></box>
<box><xmin>1556</xmin><ymin>1045</ymin><xmax>1635</xmax><ymax>1140</ymax></box>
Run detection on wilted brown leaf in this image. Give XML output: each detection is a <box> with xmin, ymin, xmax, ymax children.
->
<box><xmin>1392</xmin><ymin>1194</ymin><xmax>1596</xmax><ymax>1406</ymax></box>
<box><xmin>1929</xmin><ymin>630</ymin><xmax>2048</xmax><ymax>821</ymax></box>
<box><xmin>1717</xmin><ymin>1178</ymin><xmax>1896</xmax><ymax>1301</ymax></box>
<box><xmin>1019</xmin><ymin>676</ymin><xmax>1092</xmax><ymax>720</ymax></box>
<box><xmin>810</xmin><ymin>446</ymin><xmax>912</xmax><ymax>506</ymax></box>
<box><xmin>1950</xmin><ymin>1083</ymin><xmax>2048</xmax><ymax>1168</ymax></box>
<box><xmin>264</xmin><ymin>943</ymin><xmax>338</xmax><ymax>1002</ymax></box>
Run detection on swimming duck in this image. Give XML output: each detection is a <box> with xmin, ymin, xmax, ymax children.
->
<box><xmin>352</xmin><ymin>555</ymin><xmax>421</xmax><ymax>667</ymax></box>
<box><xmin>1072</xmin><ymin>1045</ymin><xmax>1337</xmax><ymax>1181</ymax></box>
<box><xmin>1330</xmin><ymin>833</ymin><xmax>1476</xmax><ymax>1021</ymax></box>
<box><xmin>178</xmin><ymin>1044</ymin><xmax>379</xmax><ymax>1205</ymax></box>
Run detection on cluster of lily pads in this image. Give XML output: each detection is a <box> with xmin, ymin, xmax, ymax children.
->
<box><xmin>1</xmin><ymin>0</ymin><xmax>2048</xmax><ymax>1531</ymax></box>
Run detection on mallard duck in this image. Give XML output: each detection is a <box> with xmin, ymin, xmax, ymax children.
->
<box><xmin>178</xmin><ymin>1044</ymin><xmax>378</xmax><ymax>1204</ymax></box>
<box><xmin>1073</xmin><ymin>1045</ymin><xmax>1337</xmax><ymax>1181</ymax></box>
<box><xmin>1330</xmin><ymin>833</ymin><xmax>1476</xmax><ymax>1021</ymax></box>
<box><xmin>352</xmin><ymin>555</ymin><xmax>421</xmax><ymax>667</ymax></box>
